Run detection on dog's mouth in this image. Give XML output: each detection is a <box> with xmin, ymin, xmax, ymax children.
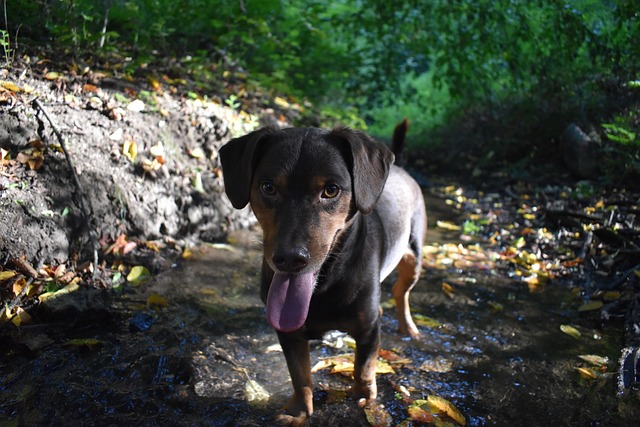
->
<box><xmin>266</xmin><ymin>271</ymin><xmax>317</xmax><ymax>332</ymax></box>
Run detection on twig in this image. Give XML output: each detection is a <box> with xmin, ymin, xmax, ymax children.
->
<box><xmin>32</xmin><ymin>98</ymin><xmax>99</xmax><ymax>278</ymax></box>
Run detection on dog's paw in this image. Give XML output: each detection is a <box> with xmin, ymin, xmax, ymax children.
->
<box><xmin>275</xmin><ymin>412</ymin><xmax>310</xmax><ymax>426</ymax></box>
<box><xmin>398</xmin><ymin>317</ymin><xmax>421</xmax><ymax>340</ymax></box>
<box><xmin>277</xmin><ymin>390</ymin><xmax>312</xmax><ymax>426</ymax></box>
<box><xmin>349</xmin><ymin>381</ymin><xmax>377</xmax><ymax>408</ymax></box>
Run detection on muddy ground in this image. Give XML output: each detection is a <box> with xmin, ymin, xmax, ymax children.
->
<box><xmin>1</xmin><ymin>211</ymin><xmax>638</xmax><ymax>426</ymax></box>
<box><xmin>1</xmin><ymin>60</ymin><xmax>639</xmax><ymax>426</ymax></box>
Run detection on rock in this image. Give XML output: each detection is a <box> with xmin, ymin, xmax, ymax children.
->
<box><xmin>561</xmin><ymin>123</ymin><xmax>599</xmax><ymax>178</ymax></box>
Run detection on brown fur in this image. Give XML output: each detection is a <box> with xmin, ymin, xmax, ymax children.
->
<box><xmin>219</xmin><ymin>123</ymin><xmax>426</xmax><ymax>426</ymax></box>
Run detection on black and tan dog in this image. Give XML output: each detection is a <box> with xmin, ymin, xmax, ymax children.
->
<box><xmin>219</xmin><ymin>120</ymin><xmax>426</xmax><ymax>425</ymax></box>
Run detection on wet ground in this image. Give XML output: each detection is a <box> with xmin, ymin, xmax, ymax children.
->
<box><xmin>1</xmin><ymin>197</ymin><xmax>639</xmax><ymax>427</ymax></box>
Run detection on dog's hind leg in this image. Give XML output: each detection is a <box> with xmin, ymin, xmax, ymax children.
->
<box><xmin>392</xmin><ymin>251</ymin><xmax>421</xmax><ymax>338</ymax></box>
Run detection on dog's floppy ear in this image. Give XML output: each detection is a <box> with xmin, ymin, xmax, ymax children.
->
<box><xmin>331</xmin><ymin>127</ymin><xmax>394</xmax><ymax>214</ymax></box>
<box><xmin>219</xmin><ymin>127</ymin><xmax>274</xmax><ymax>209</ymax></box>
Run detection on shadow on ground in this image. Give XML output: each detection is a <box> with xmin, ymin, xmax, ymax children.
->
<box><xmin>1</xmin><ymin>200</ymin><xmax>638</xmax><ymax>427</ymax></box>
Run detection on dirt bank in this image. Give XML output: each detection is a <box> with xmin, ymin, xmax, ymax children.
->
<box><xmin>0</xmin><ymin>60</ymin><xmax>266</xmax><ymax>269</ymax></box>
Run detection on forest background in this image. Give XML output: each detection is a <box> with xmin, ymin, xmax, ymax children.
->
<box><xmin>5</xmin><ymin>0</ymin><xmax>639</xmax><ymax>183</ymax></box>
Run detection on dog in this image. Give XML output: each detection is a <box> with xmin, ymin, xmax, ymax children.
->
<box><xmin>219</xmin><ymin>120</ymin><xmax>426</xmax><ymax>426</ymax></box>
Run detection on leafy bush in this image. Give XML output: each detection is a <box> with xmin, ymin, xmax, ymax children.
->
<box><xmin>7</xmin><ymin>0</ymin><xmax>640</xmax><ymax>145</ymax></box>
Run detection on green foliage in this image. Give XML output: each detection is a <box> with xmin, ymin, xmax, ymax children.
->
<box><xmin>366</xmin><ymin>69</ymin><xmax>454</xmax><ymax>140</ymax></box>
<box><xmin>602</xmin><ymin>123</ymin><xmax>636</xmax><ymax>146</ymax></box>
<box><xmin>7</xmin><ymin>0</ymin><xmax>640</xmax><ymax>143</ymax></box>
<box><xmin>0</xmin><ymin>29</ymin><xmax>11</xmax><ymax>67</ymax></box>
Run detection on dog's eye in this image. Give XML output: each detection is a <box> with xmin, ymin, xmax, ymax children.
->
<box><xmin>261</xmin><ymin>181</ymin><xmax>276</xmax><ymax>196</ymax></box>
<box><xmin>321</xmin><ymin>184</ymin><xmax>340</xmax><ymax>199</ymax></box>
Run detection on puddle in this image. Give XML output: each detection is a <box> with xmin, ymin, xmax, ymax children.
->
<box><xmin>1</xmin><ymin>201</ymin><xmax>638</xmax><ymax>426</ymax></box>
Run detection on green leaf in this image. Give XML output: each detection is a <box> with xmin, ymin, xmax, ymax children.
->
<box><xmin>127</xmin><ymin>266</ymin><xmax>151</xmax><ymax>284</ymax></box>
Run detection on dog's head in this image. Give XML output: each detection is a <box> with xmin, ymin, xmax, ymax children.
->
<box><xmin>219</xmin><ymin>127</ymin><xmax>394</xmax><ymax>332</ymax></box>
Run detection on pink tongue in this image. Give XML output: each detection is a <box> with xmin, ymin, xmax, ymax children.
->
<box><xmin>266</xmin><ymin>272</ymin><xmax>315</xmax><ymax>332</ymax></box>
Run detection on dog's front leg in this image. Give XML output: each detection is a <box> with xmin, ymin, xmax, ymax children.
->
<box><xmin>276</xmin><ymin>331</ymin><xmax>313</xmax><ymax>426</ymax></box>
<box><xmin>351</xmin><ymin>318</ymin><xmax>381</xmax><ymax>407</ymax></box>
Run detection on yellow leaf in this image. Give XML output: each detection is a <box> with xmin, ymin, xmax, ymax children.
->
<box><xmin>578</xmin><ymin>300</ymin><xmax>603</xmax><ymax>312</ymax></box>
<box><xmin>375</xmin><ymin>358</ymin><xmax>395</xmax><ymax>375</ymax></box>
<box><xmin>127</xmin><ymin>265</ymin><xmax>151</xmax><ymax>284</ymax></box>
<box><xmin>560</xmin><ymin>324</ymin><xmax>581</xmax><ymax>339</ymax></box>
<box><xmin>12</xmin><ymin>276</ymin><xmax>26</xmax><ymax>296</ymax></box>
<box><xmin>311</xmin><ymin>358</ymin><xmax>334</xmax><ymax>373</ymax></box>
<box><xmin>427</xmin><ymin>395</ymin><xmax>466</xmax><ymax>426</ymax></box>
<box><xmin>44</xmin><ymin>71</ymin><xmax>60</xmax><ymax>80</ymax></box>
<box><xmin>189</xmin><ymin>147</ymin><xmax>205</xmax><ymax>159</ymax></box>
<box><xmin>487</xmin><ymin>301</ymin><xmax>504</xmax><ymax>313</ymax></box>
<box><xmin>603</xmin><ymin>291</ymin><xmax>621</xmax><ymax>301</ymax></box>
<box><xmin>0</xmin><ymin>80</ymin><xmax>22</xmax><ymax>92</ymax></box>
<box><xmin>436</xmin><ymin>220</ymin><xmax>461</xmax><ymax>231</ymax></box>
<box><xmin>147</xmin><ymin>293</ymin><xmax>169</xmax><ymax>308</ymax></box>
<box><xmin>11</xmin><ymin>307</ymin><xmax>32</xmax><ymax>326</ymax></box>
<box><xmin>413</xmin><ymin>313</ymin><xmax>441</xmax><ymax>328</ymax></box>
<box><xmin>331</xmin><ymin>360</ymin><xmax>355</xmax><ymax>374</ymax></box>
<box><xmin>0</xmin><ymin>270</ymin><xmax>17</xmax><ymax>281</ymax></box>
<box><xmin>441</xmin><ymin>282</ymin><xmax>455</xmax><ymax>298</ymax></box>
<box><xmin>122</xmin><ymin>139</ymin><xmax>138</xmax><ymax>161</ymax></box>
<box><xmin>273</xmin><ymin>96</ymin><xmax>290</xmax><ymax>108</ymax></box>
<box><xmin>576</xmin><ymin>367</ymin><xmax>598</xmax><ymax>380</ymax></box>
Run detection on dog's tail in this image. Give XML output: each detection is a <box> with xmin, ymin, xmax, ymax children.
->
<box><xmin>391</xmin><ymin>118</ymin><xmax>409</xmax><ymax>166</ymax></box>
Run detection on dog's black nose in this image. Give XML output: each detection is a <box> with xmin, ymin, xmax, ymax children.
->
<box><xmin>272</xmin><ymin>248</ymin><xmax>310</xmax><ymax>273</ymax></box>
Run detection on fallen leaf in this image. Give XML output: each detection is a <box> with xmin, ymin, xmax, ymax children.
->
<box><xmin>311</xmin><ymin>358</ymin><xmax>334</xmax><ymax>373</ymax></box>
<box><xmin>147</xmin><ymin>293</ymin><xmax>169</xmax><ymax>308</ymax></box>
<box><xmin>0</xmin><ymin>80</ymin><xmax>22</xmax><ymax>92</ymax></box>
<box><xmin>127</xmin><ymin>265</ymin><xmax>151</xmax><ymax>284</ymax></box>
<box><xmin>378</xmin><ymin>348</ymin><xmax>412</xmax><ymax>365</ymax></box>
<box><xmin>363</xmin><ymin>403</ymin><xmax>390</xmax><ymax>427</ymax></box>
<box><xmin>578</xmin><ymin>300</ymin><xmax>603</xmax><ymax>312</ymax></box>
<box><xmin>560</xmin><ymin>324</ymin><xmax>581</xmax><ymax>339</ymax></box>
<box><xmin>0</xmin><ymin>270</ymin><xmax>17</xmax><ymax>281</ymax></box>
<box><xmin>413</xmin><ymin>314</ymin><xmax>441</xmax><ymax>328</ymax></box>
<box><xmin>12</xmin><ymin>276</ymin><xmax>26</xmax><ymax>296</ymax></box>
<box><xmin>122</xmin><ymin>139</ymin><xmax>138</xmax><ymax>161</ymax></box>
<box><xmin>576</xmin><ymin>367</ymin><xmax>598</xmax><ymax>380</ymax></box>
<box><xmin>578</xmin><ymin>354</ymin><xmax>609</xmax><ymax>366</ymax></box>
<box><xmin>244</xmin><ymin>379</ymin><xmax>270</xmax><ymax>407</ymax></box>
<box><xmin>11</xmin><ymin>307</ymin><xmax>32</xmax><ymax>326</ymax></box>
<box><xmin>408</xmin><ymin>404</ymin><xmax>434</xmax><ymax>423</ymax></box>
<box><xmin>273</xmin><ymin>96</ymin><xmax>292</xmax><ymax>109</ymax></box>
<box><xmin>427</xmin><ymin>395</ymin><xmax>466</xmax><ymax>426</ymax></box>
<box><xmin>189</xmin><ymin>147</ymin><xmax>205</xmax><ymax>159</ymax></box>
<box><xmin>442</xmin><ymin>282</ymin><xmax>455</xmax><ymax>298</ymax></box>
<box><xmin>0</xmin><ymin>147</ymin><xmax>10</xmax><ymax>162</ymax></box>
<box><xmin>44</xmin><ymin>71</ymin><xmax>61</xmax><ymax>80</ymax></box>
<box><xmin>436</xmin><ymin>220</ymin><xmax>461</xmax><ymax>231</ymax></box>
<box><xmin>375</xmin><ymin>358</ymin><xmax>395</xmax><ymax>374</ymax></box>
<box><xmin>82</xmin><ymin>83</ymin><xmax>99</xmax><ymax>93</ymax></box>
